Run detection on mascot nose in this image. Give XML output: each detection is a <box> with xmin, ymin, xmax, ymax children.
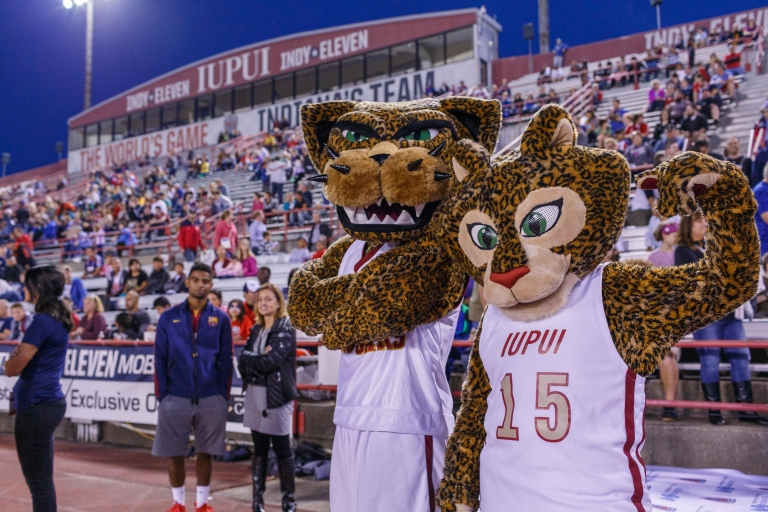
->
<box><xmin>370</xmin><ymin>153</ymin><xmax>390</xmax><ymax>166</ymax></box>
<box><xmin>489</xmin><ymin>267</ymin><xmax>530</xmax><ymax>289</ymax></box>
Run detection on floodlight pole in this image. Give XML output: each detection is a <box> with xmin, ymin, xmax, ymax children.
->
<box><xmin>1</xmin><ymin>153</ymin><xmax>10</xmax><ymax>179</ymax></box>
<box><xmin>656</xmin><ymin>4</ymin><xmax>661</xmax><ymax>31</ymax></box>
<box><xmin>84</xmin><ymin>0</ymin><xmax>94</xmax><ymax>109</ymax></box>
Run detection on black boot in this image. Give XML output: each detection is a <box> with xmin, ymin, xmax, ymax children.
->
<box><xmin>251</xmin><ymin>455</ymin><xmax>268</xmax><ymax>512</ymax></box>
<box><xmin>732</xmin><ymin>381</ymin><xmax>768</xmax><ymax>425</ymax></box>
<box><xmin>277</xmin><ymin>456</ymin><xmax>297</xmax><ymax>512</ymax></box>
<box><xmin>701</xmin><ymin>382</ymin><xmax>726</xmax><ymax>425</ymax></box>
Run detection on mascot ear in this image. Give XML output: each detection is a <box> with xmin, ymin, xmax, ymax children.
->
<box><xmin>438</xmin><ymin>97</ymin><xmax>501</xmax><ymax>155</ymax></box>
<box><xmin>520</xmin><ymin>104</ymin><xmax>578</xmax><ymax>155</ymax></box>
<box><xmin>452</xmin><ymin>140</ymin><xmax>490</xmax><ymax>183</ymax></box>
<box><xmin>300</xmin><ymin>101</ymin><xmax>357</xmax><ymax>171</ymax></box>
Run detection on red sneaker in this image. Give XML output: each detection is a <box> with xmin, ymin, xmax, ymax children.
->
<box><xmin>166</xmin><ymin>504</ymin><xmax>186</xmax><ymax>512</ymax></box>
<box><xmin>195</xmin><ymin>504</ymin><xmax>214</xmax><ymax>512</ymax></box>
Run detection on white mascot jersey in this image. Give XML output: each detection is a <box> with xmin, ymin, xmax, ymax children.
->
<box><xmin>479</xmin><ymin>265</ymin><xmax>651</xmax><ymax>511</ymax></box>
<box><xmin>334</xmin><ymin>239</ymin><xmax>459</xmax><ymax>437</ymax></box>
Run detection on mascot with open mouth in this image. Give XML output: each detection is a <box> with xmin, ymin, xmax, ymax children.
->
<box><xmin>288</xmin><ymin>97</ymin><xmax>501</xmax><ymax>512</ymax></box>
<box><xmin>434</xmin><ymin>104</ymin><xmax>760</xmax><ymax>512</ymax></box>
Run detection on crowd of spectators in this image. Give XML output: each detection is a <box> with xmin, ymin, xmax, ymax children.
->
<box><xmin>487</xmin><ymin>17</ymin><xmax>758</xmax><ymax>123</ymax></box>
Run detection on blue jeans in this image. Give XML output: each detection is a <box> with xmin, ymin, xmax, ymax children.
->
<box><xmin>184</xmin><ymin>249</ymin><xmax>196</xmax><ymax>262</ymax></box>
<box><xmin>693</xmin><ymin>315</ymin><xmax>751</xmax><ymax>384</ymax></box>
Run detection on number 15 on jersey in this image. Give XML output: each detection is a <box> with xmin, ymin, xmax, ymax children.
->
<box><xmin>496</xmin><ymin>372</ymin><xmax>571</xmax><ymax>443</ymax></box>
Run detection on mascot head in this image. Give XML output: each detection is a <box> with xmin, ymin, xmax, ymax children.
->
<box><xmin>438</xmin><ymin>104</ymin><xmax>630</xmax><ymax>321</ymax></box>
<box><xmin>300</xmin><ymin>97</ymin><xmax>501</xmax><ymax>243</ymax></box>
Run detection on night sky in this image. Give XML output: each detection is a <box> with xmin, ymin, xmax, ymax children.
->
<box><xmin>0</xmin><ymin>0</ymin><xmax>763</xmax><ymax>175</ymax></box>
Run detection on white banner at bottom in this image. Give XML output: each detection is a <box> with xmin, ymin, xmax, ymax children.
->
<box><xmin>646</xmin><ymin>466</ymin><xmax>768</xmax><ymax>511</ymax></box>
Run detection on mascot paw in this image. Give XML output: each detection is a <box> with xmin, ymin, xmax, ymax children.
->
<box><xmin>637</xmin><ymin>152</ymin><xmax>747</xmax><ymax>217</ymax></box>
<box><xmin>455</xmin><ymin>504</ymin><xmax>476</xmax><ymax>512</ymax></box>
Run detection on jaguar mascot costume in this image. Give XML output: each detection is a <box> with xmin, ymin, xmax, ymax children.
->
<box><xmin>288</xmin><ymin>97</ymin><xmax>502</xmax><ymax>512</ymax></box>
<box><xmin>434</xmin><ymin>104</ymin><xmax>760</xmax><ymax>512</ymax></box>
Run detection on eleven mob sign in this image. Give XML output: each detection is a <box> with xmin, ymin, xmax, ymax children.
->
<box><xmin>0</xmin><ymin>343</ymin><xmax>251</xmax><ymax>434</ymax></box>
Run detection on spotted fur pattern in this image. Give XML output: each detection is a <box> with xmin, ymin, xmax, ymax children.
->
<box><xmin>288</xmin><ymin>99</ymin><xmax>501</xmax><ymax>349</ymax></box>
<box><xmin>435</xmin><ymin>105</ymin><xmax>760</xmax><ymax>511</ymax></box>
<box><xmin>603</xmin><ymin>153</ymin><xmax>759</xmax><ymax>375</ymax></box>
<box><xmin>434</xmin><ymin>312</ymin><xmax>489</xmax><ymax>512</ymax></box>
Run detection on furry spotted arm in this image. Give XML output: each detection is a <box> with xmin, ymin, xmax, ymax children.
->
<box><xmin>436</xmin><ymin>321</ymin><xmax>490</xmax><ymax>512</ymax></box>
<box><xmin>286</xmin><ymin>236</ymin><xmax>355</xmax><ymax>336</ymax></box>
<box><xmin>602</xmin><ymin>153</ymin><xmax>760</xmax><ymax>376</ymax></box>
<box><xmin>320</xmin><ymin>233</ymin><xmax>466</xmax><ymax>349</ymax></box>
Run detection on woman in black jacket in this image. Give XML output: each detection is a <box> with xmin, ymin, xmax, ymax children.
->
<box><xmin>238</xmin><ymin>283</ymin><xmax>298</xmax><ymax>512</ymax></box>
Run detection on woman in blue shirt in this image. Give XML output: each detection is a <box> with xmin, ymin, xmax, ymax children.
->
<box><xmin>3</xmin><ymin>266</ymin><xmax>73</xmax><ymax>511</ymax></box>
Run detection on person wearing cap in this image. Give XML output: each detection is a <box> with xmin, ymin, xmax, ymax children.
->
<box><xmin>243</xmin><ymin>280</ymin><xmax>259</xmax><ymax>323</ymax></box>
<box><xmin>178</xmin><ymin>210</ymin><xmax>205</xmax><ymax>263</ymax></box>
<box><xmin>648</xmin><ymin>222</ymin><xmax>682</xmax><ymax>421</ymax></box>
<box><xmin>153</xmin><ymin>262</ymin><xmax>233</xmax><ymax>512</ymax></box>
<box><xmin>649</xmin><ymin>223</ymin><xmax>679</xmax><ymax>267</ymax></box>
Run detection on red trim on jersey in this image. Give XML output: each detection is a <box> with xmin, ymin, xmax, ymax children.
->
<box><xmin>425</xmin><ymin>435</ymin><xmax>435</xmax><ymax>512</ymax></box>
<box><xmin>636</xmin><ymin>414</ymin><xmax>647</xmax><ymax>476</ymax></box>
<box><xmin>353</xmin><ymin>243</ymin><xmax>383</xmax><ymax>273</ymax></box>
<box><xmin>623</xmin><ymin>368</ymin><xmax>646</xmax><ymax>512</ymax></box>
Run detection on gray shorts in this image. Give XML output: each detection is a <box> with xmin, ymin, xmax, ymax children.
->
<box><xmin>152</xmin><ymin>394</ymin><xmax>229</xmax><ymax>457</ymax></box>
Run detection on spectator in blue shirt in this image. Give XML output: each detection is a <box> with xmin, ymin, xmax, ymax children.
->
<box><xmin>4</xmin><ymin>266</ymin><xmax>73</xmax><ymax>512</ymax></box>
<box><xmin>710</xmin><ymin>63</ymin><xmax>736</xmax><ymax>99</ymax></box>
<box><xmin>609</xmin><ymin>98</ymin><xmax>628</xmax><ymax>134</ymax></box>
<box><xmin>552</xmin><ymin>38</ymin><xmax>568</xmax><ymax>69</ymax></box>
<box><xmin>753</xmin><ymin>163</ymin><xmax>768</xmax><ymax>256</ymax></box>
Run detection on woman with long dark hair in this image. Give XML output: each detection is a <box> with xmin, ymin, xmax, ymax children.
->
<box><xmin>238</xmin><ymin>284</ymin><xmax>298</xmax><ymax>512</ymax></box>
<box><xmin>675</xmin><ymin>213</ymin><xmax>768</xmax><ymax>426</ymax></box>
<box><xmin>3</xmin><ymin>266</ymin><xmax>73</xmax><ymax>511</ymax></box>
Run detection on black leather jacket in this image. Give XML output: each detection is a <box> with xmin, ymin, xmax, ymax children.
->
<box><xmin>238</xmin><ymin>316</ymin><xmax>298</xmax><ymax>409</ymax></box>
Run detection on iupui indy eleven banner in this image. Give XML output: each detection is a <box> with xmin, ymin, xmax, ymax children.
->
<box><xmin>68</xmin><ymin>59</ymin><xmax>476</xmax><ymax>174</ymax></box>
<box><xmin>0</xmin><ymin>342</ymin><xmax>252</xmax><ymax>434</ymax></box>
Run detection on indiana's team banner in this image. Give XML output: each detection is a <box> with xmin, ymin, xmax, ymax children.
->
<box><xmin>646</xmin><ymin>466</ymin><xmax>768</xmax><ymax>511</ymax></box>
<box><xmin>68</xmin><ymin>59</ymin><xmax>477</xmax><ymax>174</ymax></box>
<box><xmin>0</xmin><ymin>343</ymin><xmax>252</xmax><ymax>434</ymax></box>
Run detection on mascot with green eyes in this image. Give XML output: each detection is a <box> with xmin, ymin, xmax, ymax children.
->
<box><xmin>434</xmin><ymin>104</ymin><xmax>760</xmax><ymax>512</ymax></box>
<box><xmin>287</xmin><ymin>97</ymin><xmax>502</xmax><ymax>512</ymax></box>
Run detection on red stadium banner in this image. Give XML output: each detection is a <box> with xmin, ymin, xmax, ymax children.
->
<box><xmin>493</xmin><ymin>7</ymin><xmax>768</xmax><ymax>82</ymax></box>
<box><xmin>68</xmin><ymin>10</ymin><xmax>476</xmax><ymax>129</ymax></box>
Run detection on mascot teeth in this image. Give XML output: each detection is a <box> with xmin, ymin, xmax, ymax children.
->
<box><xmin>396</xmin><ymin>211</ymin><xmax>415</xmax><ymax>225</ymax></box>
<box><xmin>342</xmin><ymin>199</ymin><xmax>427</xmax><ymax>226</ymax></box>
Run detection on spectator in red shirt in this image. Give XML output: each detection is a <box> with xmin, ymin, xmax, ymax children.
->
<box><xmin>177</xmin><ymin>210</ymin><xmax>204</xmax><ymax>262</ymax></box>
<box><xmin>213</xmin><ymin>210</ymin><xmax>238</xmax><ymax>254</ymax></box>
<box><xmin>12</xmin><ymin>226</ymin><xmax>34</xmax><ymax>269</ymax></box>
<box><xmin>312</xmin><ymin>240</ymin><xmax>327</xmax><ymax>259</ymax></box>
<box><xmin>624</xmin><ymin>114</ymin><xmax>649</xmax><ymax>138</ymax></box>
<box><xmin>724</xmin><ymin>43</ymin><xmax>746</xmax><ymax>76</ymax></box>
